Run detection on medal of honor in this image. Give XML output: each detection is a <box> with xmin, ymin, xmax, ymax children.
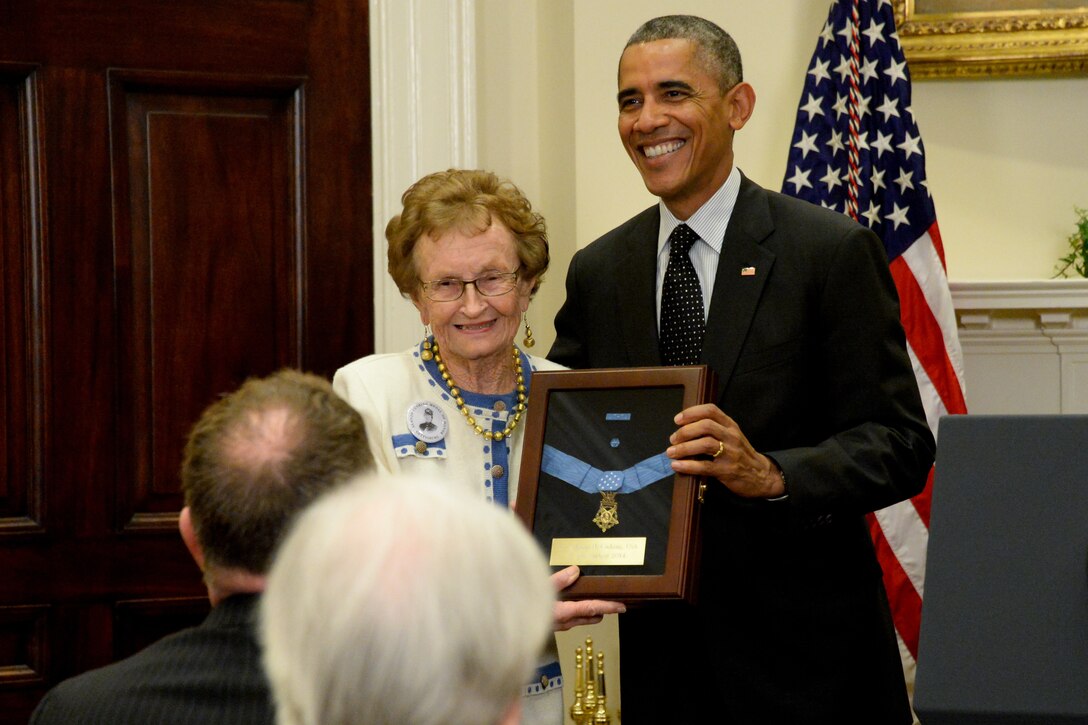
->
<box><xmin>593</xmin><ymin>491</ymin><xmax>620</xmax><ymax>532</ymax></box>
<box><xmin>592</xmin><ymin>471</ymin><xmax>623</xmax><ymax>532</ymax></box>
<box><xmin>539</xmin><ymin>444</ymin><xmax>673</xmax><ymax>534</ymax></box>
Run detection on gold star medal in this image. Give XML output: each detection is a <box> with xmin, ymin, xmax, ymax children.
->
<box><xmin>592</xmin><ymin>471</ymin><xmax>623</xmax><ymax>533</ymax></box>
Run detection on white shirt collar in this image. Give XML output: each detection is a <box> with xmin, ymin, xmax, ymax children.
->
<box><xmin>657</xmin><ymin>166</ymin><xmax>741</xmax><ymax>253</ymax></box>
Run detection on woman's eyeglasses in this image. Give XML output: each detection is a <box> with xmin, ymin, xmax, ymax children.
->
<box><xmin>419</xmin><ymin>268</ymin><xmax>520</xmax><ymax>302</ymax></box>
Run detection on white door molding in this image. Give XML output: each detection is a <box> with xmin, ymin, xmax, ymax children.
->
<box><xmin>369</xmin><ymin>0</ymin><xmax>477</xmax><ymax>353</ymax></box>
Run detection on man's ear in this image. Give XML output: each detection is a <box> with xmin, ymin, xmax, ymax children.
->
<box><xmin>728</xmin><ymin>81</ymin><xmax>756</xmax><ymax>131</ymax></box>
<box><xmin>178</xmin><ymin>506</ymin><xmax>206</xmax><ymax>570</ymax></box>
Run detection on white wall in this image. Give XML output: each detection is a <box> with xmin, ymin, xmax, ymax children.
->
<box><xmin>377</xmin><ymin>2</ymin><xmax>1088</xmax><ymax>354</ymax></box>
<box><xmin>476</xmin><ymin>0</ymin><xmax>576</xmax><ymax>354</ymax></box>
<box><xmin>571</xmin><ymin>1</ymin><xmax>831</xmax><ymax>245</ymax></box>
<box><xmin>913</xmin><ymin>76</ymin><xmax>1088</xmax><ymax>280</ymax></box>
<box><xmin>476</xmin><ymin>0</ymin><xmax>1088</xmax><ymax>296</ymax></box>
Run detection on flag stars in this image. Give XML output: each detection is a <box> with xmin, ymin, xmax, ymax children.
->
<box><xmin>885</xmin><ymin>59</ymin><xmax>908</xmax><ymax>84</ymax></box>
<box><xmin>828</xmin><ymin>129</ymin><xmax>846</xmax><ymax>156</ymax></box>
<box><xmin>872</xmin><ymin>130</ymin><xmax>894</xmax><ymax>158</ymax></box>
<box><xmin>859</xmin><ymin>58</ymin><xmax>879</xmax><ymax>83</ymax></box>
<box><xmin>855</xmin><ymin>93</ymin><xmax>872</xmax><ymax>120</ymax></box>
<box><xmin>894</xmin><ymin>168</ymin><xmax>915</xmax><ymax>193</ymax></box>
<box><xmin>787</xmin><ymin>166</ymin><xmax>813</xmax><ymax>193</ymax></box>
<box><xmin>897</xmin><ymin>131</ymin><xmax>922</xmax><ymax>158</ymax></box>
<box><xmin>808</xmin><ymin>58</ymin><xmax>831</xmax><ymax>85</ymax></box>
<box><xmin>862</xmin><ymin>19</ymin><xmax>886</xmax><ymax>47</ymax></box>
<box><xmin>820</xmin><ymin>20</ymin><xmax>836</xmax><ymax>46</ymax></box>
<box><xmin>887</xmin><ymin>203</ymin><xmax>910</xmax><ymax>229</ymax></box>
<box><xmin>781</xmin><ymin>0</ymin><xmax>936</xmax><ymax>257</ymax></box>
<box><xmin>800</xmin><ymin>93</ymin><xmax>825</xmax><ymax>121</ymax></box>
<box><xmin>877</xmin><ymin>96</ymin><xmax>900</xmax><ymax>121</ymax></box>
<box><xmin>834</xmin><ymin>56</ymin><xmax>853</xmax><ymax>82</ymax></box>
<box><xmin>832</xmin><ymin>93</ymin><xmax>849</xmax><ymax>119</ymax></box>
<box><xmin>820</xmin><ymin>166</ymin><xmax>844</xmax><ymax>192</ymax></box>
<box><xmin>793</xmin><ymin>130</ymin><xmax>820</xmax><ymax>159</ymax></box>
<box><xmin>872</xmin><ymin>167</ymin><xmax>886</xmax><ymax>192</ymax></box>
<box><xmin>861</xmin><ymin>200</ymin><xmax>882</xmax><ymax>227</ymax></box>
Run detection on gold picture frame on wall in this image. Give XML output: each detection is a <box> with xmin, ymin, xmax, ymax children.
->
<box><xmin>894</xmin><ymin>0</ymin><xmax>1088</xmax><ymax>78</ymax></box>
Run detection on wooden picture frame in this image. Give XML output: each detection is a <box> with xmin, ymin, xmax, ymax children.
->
<box><xmin>514</xmin><ymin>366</ymin><xmax>715</xmax><ymax>604</ymax></box>
<box><xmin>894</xmin><ymin>0</ymin><xmax>1088</xmax><ymax>78</ymax></box>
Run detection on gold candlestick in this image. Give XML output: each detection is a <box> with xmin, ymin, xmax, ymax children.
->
<box><xmin>593</xmin><ymin>651</ymin><xmax>611</xmax><ymax>724</ymax></box>
<box><xmin>569</xmin><ymin>647</ymin><xmax>586</xmax><ymax>724</ymax></box>
<box><xmin>568</xmin><ymin>636</ymin><xmax>614</xmax><ymax>724</ymax></box>
<box><xmin>582</xmin><ymin>638</ymin><xmax>598</xmax><ymax>720</ymax></box>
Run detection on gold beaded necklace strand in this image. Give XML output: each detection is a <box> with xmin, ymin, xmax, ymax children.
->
<box><xmin>431</xmin><ymin>340</ymin><xmax>527</xmax><ymax>442</ymax></box>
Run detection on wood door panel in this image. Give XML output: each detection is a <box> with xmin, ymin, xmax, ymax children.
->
<box><xmin>0</xmin><ymin>1</ymin><xmax>373</xmax><ymax>720</ymax></box>
<box><xmin>299</xmin><ymin>0</ymin><xmax>373</xmax><ymax>377</ymax></box>
<box><xmin>0</xmin><ymin>605</ymin><xmax>48</xmax><ymax>687</ymax></box>
<box><xmin>0</xmin><ymin>604</ymin><xmax>47</xmax><ymax>721</ymax></box>
<box><xmin>0</xmin><ymin>65</ymin><xmax>45</xmax><ymax>534</ymax></box>
<box><xmin>110</xmin><ymin>72</ymin><xmax>304</xmax><ymax>529</ymax></box>
<box><xmin>0</xmin><ymin>537</ymin><xmax>201</xmax><ymax>602</ymax></box>
<box><xmin>15</xmin><ymin>1</ymin><xmax>309</xmax><ymax>74</ymax></box>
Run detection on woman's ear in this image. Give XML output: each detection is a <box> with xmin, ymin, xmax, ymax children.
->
<box><xmin>412</xmin><ymin>294</ymin><xmax>430</xmax><ymax>325</ymax></box>
<box><xmin>519</xmin><ymin>276</ymin><xmax>539</xmax><ymax>311</ymax></box>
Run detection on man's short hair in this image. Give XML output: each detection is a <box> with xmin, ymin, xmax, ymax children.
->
<box><xmin>180</xmin><ymin>369</ymin><xmax>371</xmax><ymax>574</ymax></box>
<box><xmin>625</xmin><ymin>15</ymin><xmax>743</xmax><ymax>91</ymax></box>
<box><xmin>261</xmin><ymin>474</ymin><xmax>555</xmax><ymax>725</ymax></box>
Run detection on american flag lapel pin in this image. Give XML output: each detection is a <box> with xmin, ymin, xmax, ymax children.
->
<box><xmin>740</xmin><ymin>266</ymin><xmax>756</xmax><ymax>276</ymax></box>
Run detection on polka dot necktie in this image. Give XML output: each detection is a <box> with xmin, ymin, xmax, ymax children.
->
<box><xmin>659</xmin><ymin>224</ymin><xmax>705</xmax><ymax>366</ymax></box>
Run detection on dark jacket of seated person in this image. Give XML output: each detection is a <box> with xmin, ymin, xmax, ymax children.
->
<box><xmin>29</xmin><ymin>370</ymin><xmax>373</xmax><ymax>725</ymax></box>
<box><xmin>29</xmin><ymin>594</ymin><xmax>270</xmax><ymax>725</ymax></box>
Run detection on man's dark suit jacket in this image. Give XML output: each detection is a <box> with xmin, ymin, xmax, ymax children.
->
<box><xmin>30</xmin><ymin>594</ymin><xmax>273</xmax><ymax>725</ymax></box>
<box><xmin>550</xmin><ymin>175</ymin><xmax>936</xmax><ymax>725</ymax></box>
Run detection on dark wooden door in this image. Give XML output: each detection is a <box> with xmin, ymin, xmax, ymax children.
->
<box><xmin>0</xmin><ymin>1</ymin><xmax>372</xmax><ymax>720</ymax></box>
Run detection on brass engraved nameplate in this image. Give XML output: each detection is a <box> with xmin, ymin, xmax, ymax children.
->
<box><xmin>549</xmin><ymin>537</ymin><xmax>647</xmax><ymax>566</ymax></box>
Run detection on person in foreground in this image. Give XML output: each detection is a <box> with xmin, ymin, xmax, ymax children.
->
<box><xmin>261</xmin><ymin>474</ymin><xmax>556</xmax><ymax>725</ymax></box>
<box><xmin>548</xmin><ymin>15</ymin><xmax>937</xmax><ymax>725</ymax></box>
<box><xmin>29</xmin><ymin>370</ymin><xmax>372</xmax><ymax>725</ymax></box>
<box><xmin>333</xmin><ymin>168</ymin><xmax>624</xmax><ymax>723</ymax></box>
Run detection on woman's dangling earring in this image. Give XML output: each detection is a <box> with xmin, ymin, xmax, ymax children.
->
<box><xmin>522</xmin><ymin>315</ymin><xmax>535</xmax><ymax>348</ymax></box>
<box><xmin>421</xmin><ymin>326</ymin><xmax>434</xmax><ymax>361</ymax></box>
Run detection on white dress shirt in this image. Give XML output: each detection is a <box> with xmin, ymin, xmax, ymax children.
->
<box><xmin>654</xmin><ymin>166</ymin><xmax>741</xmax><ymax>329</ymax></box>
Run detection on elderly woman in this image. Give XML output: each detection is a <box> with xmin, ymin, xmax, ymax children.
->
<box><xmin>333</xmin><ymin>169</ymin><xmax>623</xmax><ymax>725</ymax></box>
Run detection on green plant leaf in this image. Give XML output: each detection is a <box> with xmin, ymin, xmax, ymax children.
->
<box><xmin>1053</xmin><ymin>206</ymin><xmax>1088</xmax><ymax>279</ymax></box>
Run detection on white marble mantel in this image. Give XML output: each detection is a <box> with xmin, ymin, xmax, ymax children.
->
<box><xmin>949</xmin><ymin>280</ymin><xmax>1088</xmax><ymax>413</ymax></box>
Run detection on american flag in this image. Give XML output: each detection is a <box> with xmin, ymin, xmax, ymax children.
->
<box><xmin>781</xmin><ymin>0</ymin><xmax>968</xmax><ymax>703</ymax></box>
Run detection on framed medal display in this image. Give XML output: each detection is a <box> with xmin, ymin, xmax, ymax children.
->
<box><xmin>514</xmin><ymin>366</ymin><xmax>715</xmax><ymax>604</ymax></box>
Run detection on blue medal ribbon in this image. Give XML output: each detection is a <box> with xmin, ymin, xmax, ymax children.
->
<box><xmin>540</xmin><ymin>444</ymin><xmax>672</xmax><ymax>494</ymax></box>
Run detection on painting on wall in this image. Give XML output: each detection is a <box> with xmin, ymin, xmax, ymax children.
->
<box><xmin>894</xmin><ymin>0</ymin><xmax>1088</xmax><ymax>78</ymax></box>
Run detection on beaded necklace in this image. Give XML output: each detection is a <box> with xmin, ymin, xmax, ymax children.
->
<box><xmin>431</xmin><ymin>340</ymin><xmax>526</xmax><ymax>442</ymax></box>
